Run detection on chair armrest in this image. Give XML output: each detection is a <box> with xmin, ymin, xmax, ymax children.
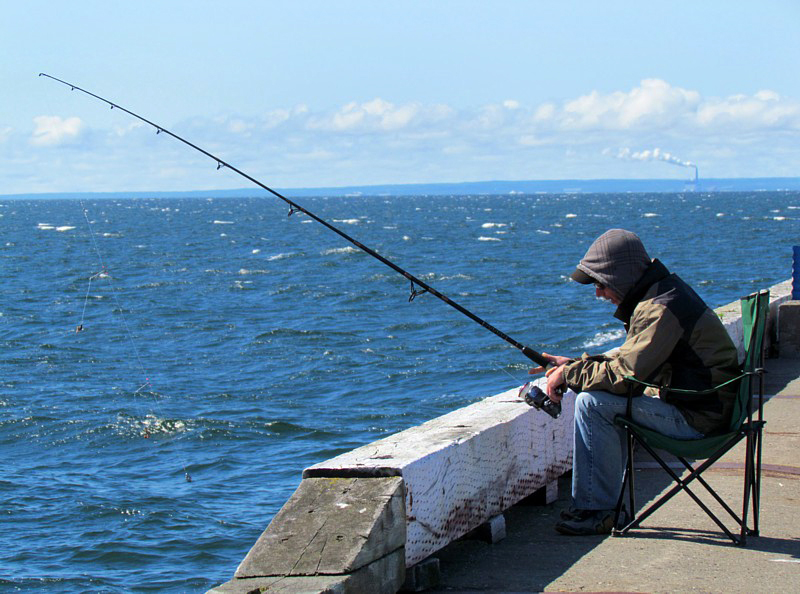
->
<box><xmin>622</xmin><ymin>371</ymin><xmax>752</xmax><ymax>397</ymax></box>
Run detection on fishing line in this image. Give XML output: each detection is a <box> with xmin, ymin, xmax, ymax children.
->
<box><xmin>39</xmin><ymin>73</ymin><xmax>551</xmax><ymax>370</ymax></box>
<box><xmin>75</xmin><ymin>198</ymin><xmax>193</xmax><ymax>482</ymax></box>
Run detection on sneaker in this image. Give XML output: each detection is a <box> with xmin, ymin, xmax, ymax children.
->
<box><xmin>554</xmin><ymin>509</ymin><xmax>617</xmax><ymax>535</ymax></box>
<box><xmin>559</xmin><ymin>505</ymin><xmax>581</xmax><ymax>521</ymax></box>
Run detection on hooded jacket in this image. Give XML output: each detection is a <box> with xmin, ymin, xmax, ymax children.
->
<box><xmin>563</xmin><ymin>233</ymin><xmax>741</xmax><ymax>434</ymax></box>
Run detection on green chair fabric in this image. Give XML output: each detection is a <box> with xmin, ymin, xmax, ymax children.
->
<box><xmin>612</xmin><ymin>290</ymin><xmax>769</xmax><ymax>545</ymax></box>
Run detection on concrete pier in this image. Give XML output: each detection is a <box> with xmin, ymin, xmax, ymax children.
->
<box><xmin>209</xmin><ymin>280</ymin><xmax>796</xmax><ymax>593</ymax></box>
<box><xmin>429</xmin><ymin>356</ymin><xmax>800</xmax><ymax>593</ymax></box>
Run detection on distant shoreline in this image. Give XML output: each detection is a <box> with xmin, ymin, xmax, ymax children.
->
<box><xmin>3</xmin><ymin>177</ymin><xmax>800</xmax><ymax>200</ymax></box>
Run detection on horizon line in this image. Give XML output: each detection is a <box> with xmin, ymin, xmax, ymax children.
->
<box><xmin>3</xmin><ymin>175</ymin><xmax>800</xmax><ymax>199</ymax></box>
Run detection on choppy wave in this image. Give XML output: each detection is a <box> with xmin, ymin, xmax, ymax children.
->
<box><xmin>321</xmin><ymin>246</ymin><xmax>360</xmax><ymax>255</ymax></box>
<box><xmin>267</xmin><ymin>252</ymin><xmax>300</xmax><ymax>261</ymax></box>
<box><xmin>581</xmin><ymin>329</ymin><xmax>626</xmax><ymax>349</ymax></box>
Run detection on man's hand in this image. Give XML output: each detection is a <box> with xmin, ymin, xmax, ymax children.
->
<box><xmin>528</xmin><ymin>352</ymin><xmax>572</xmax><ymax>375</ymax></box>
<box><xmin>527</xmin><ymin>352</ymin><xmax>569</xmax><ymax>401</ymax></box>
<box><xmin>545</xmin><ymin>364</ymin><xmax>566</xmax><ymax>402</ymax></box>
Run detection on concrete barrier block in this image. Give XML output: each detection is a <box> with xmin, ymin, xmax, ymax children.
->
<box><xmin>779</xmin><ymin>301</ymin><xmax>800</xmax><ymax>358</ymax></box>
<box><xmin>519</xmin><ymin>478</ymin><xmax>559</xmax><ymax>506</ymax></box>
<box><xmin>235</xmin><ymin>477</ymin><xmax>405</xmax><ymax>578</ymax></box>
<box><xmin>304</xmin><ymin>383</ymin><xmax>574</xmax><ymax>567</ymax></box>
<box><xmin>401</xmin><ymin>557</ymin><xmax>441</xmax><ymax>592</ymax></box>
<box><xmin>211</xmin><ymin>547</ymin><xmax>405</xmax><ymax>593</ymax></box>
<box><xmin>462</xmin><ymin>513</ymin><xmax>506</xmax><ymax>544</ymax></box>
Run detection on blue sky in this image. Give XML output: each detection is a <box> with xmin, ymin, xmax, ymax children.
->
<box><xmin>2</xmin><ymin>0</ymin><xmax>799</xmax><ymax>193</ymax></box>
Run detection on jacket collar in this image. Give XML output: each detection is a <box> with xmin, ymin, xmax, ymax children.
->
<box><xmin>614</xmin><ymin>259</ymin><xmax>671</xmax><ymax>323</ymax></box>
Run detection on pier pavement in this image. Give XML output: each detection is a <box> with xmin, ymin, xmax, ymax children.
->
<box><xmin>429</xmin><ymin>357</ymin><xmax>800</xmax><ymax>594</ymax></box>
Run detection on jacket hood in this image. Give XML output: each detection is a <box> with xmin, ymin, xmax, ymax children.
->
<box><xmin>571</xmin><ymin>229</ymin><xmax>651</xmax><ymax>299</ymax></box>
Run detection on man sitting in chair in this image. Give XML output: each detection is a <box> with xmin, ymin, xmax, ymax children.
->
<box><xmin>533</xmin><ymin>229</ymin><xmax>741</xmax><ymax>535</ymax></box>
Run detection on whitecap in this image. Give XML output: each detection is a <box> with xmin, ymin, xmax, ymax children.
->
<box><xmin>481</xmin><ymin>222</ymin><xmax>507</xmax><ymax>228</ymax></box>
<box><xmin>565</xmin><ymin>213</ymin><xmax>578</xmax><ymax>218</ymax></box>
<box><xmin>56</xmin><ymin>226</ymin><xmax>76</xmax><ymax>232</ymax></box>
<box><xmin>213</xmin><ymin>220</ymin><xmax>234</xmax><ymax>225</ymax></box>
<box><xmin>37</xmin><ymin>224</ymin><xmax>55</xmax><ymax>230</ymax></box>
<box><xmin>268</xmin><ymin>253</ymin><xmax>295</xmax><ymax>261</ymax></box>
<box><xmin>251</xmin><ymin>249</ymin><xmax>261</xmax><ymax>254</ymax></box>
<box><xmin>332</xmin><ymin>219</ymin><xmax>360</xmax><ymax>224</ymax></box>
<box><xmin>402</xmin><ymin>235</ymin><xmax>411</xmax><ymax>241</ymax></box>
<box><xmin>582</xmin><ymin>329</ymin><xmax>626</xmax><ymax>349</ymax></box>
<box><xmin>643</xmin><ymin>213</ymin><xmax>659</xmax><ymax>218</ymax></box>
<box><xmin>238</xmin><ymin>268</ymin><xmax>268</xmax><ymax>275</ymax></box>
<box><xmin>478</xmin><ymin>236</ymin><xmax>501</xmax><ymax>242</ymax></box>
<box><xmin>536</xmin><ymin>229</ymin><xmax>551</xmax><ymax>235</ymax></box>
<box><xmin>773</xmin><ymin>216</ymin><xmax>787</xmax><ymax>221</ymax></box>
<box><xmin>716</xmin><ymin>213</ymin><xmax>725</xmax><ymax>217</ymax></box>
<box><xmin>322</xmin><ymin>246</ymin><xmax>359</xmax><ymax>255</ymax></box>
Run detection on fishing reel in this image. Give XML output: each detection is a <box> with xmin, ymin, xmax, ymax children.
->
<box><xmin>519</xmin><ymin>382</ymin><xmax>561</xmax><ymax>419</ymax></box>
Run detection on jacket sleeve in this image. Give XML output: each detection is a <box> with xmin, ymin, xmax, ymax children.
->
<box><xmin>562</xmin><ymin>301</ymin><xmax>683</xmax><ymax>394</ymax></box>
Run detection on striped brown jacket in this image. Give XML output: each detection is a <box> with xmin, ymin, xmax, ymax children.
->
<box><xmin>563</xmin><ymin>259</ymin><xmax>741</xmax><ymax>434</ymax></box>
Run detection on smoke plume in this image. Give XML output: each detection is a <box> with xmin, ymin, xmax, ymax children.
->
<box><xmin>608</xmin><ymin>147</ymin><xmax>698</xmax><ymax>179</ymax></box>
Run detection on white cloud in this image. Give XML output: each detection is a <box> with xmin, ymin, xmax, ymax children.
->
<box><xmin>30</xmin><ymin>115</ymin><xmax>86</xmax><ymax>147</ymax></box>
<box><xmin>560</xmin><ymin>78</ymin><xmax>701</xmax><ymax>129</ymax></box>
<box><xmin>696</xmin><ymin>92</ymin><xmax>800</xmax><ymax>130</ymax></box>
<box><xmin>306</xmin><ymin>98</ymin><xmax>453</xmax><ymax>132</ymax></box>
<box><xmin>7</xmin><ymin>80</ymin><xmax>800</xmax><ymax>193</ymax></box>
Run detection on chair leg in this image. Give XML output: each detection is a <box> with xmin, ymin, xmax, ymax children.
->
<box><xmin>752</xmin><ymin>424</ymin><xmax>764</xmax><ymax>536</ymax></box>
<box><xmin>739</xmin><ymin>431</ymin><xmax>758</xmax><ymax>546</ymax></box>
<box><xmin>613</xmin><ymin>430</ymin><xmax>636</xmax><ymax>535</ymax></box>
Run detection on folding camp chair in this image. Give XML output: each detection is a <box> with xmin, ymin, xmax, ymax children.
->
<box><xmin>612</xmin><ymin>290</ymin><xmax>769</xmax><ymax>545</ymax></box>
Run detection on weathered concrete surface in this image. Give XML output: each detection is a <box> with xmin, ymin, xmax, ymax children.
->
<box><xmin>430</xmin><ymin>357</ymin><xmax>800</xmax><ymax>594</ymax></box>
<box><xmin>209</xmin><ymin>547</ymin><xmax>404</xmax><ymax>594</ymax></box>
<box><xmin>304</xmin><ymin>383</ymin><xmax>575</xmax><ymax>567</ymax></box>
<box><xmin>778</xmin><ymin>301</ymin><xmax>800</xmax><ymax>357</ymax></box>
<box><xmin>235</xmin><ymin>477</ymin><xmax>405</xmax><ymax>578</ymax></box>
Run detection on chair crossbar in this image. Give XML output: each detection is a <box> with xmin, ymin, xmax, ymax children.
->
<box><xmin>614</xmin><ymin>429</ymin><xmax>748</xmax><ymax>544</ymax></box>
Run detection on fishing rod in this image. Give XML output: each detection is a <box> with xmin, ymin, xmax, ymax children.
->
<box><xmin>40</xmin><ymin>73</ymin><xmax>554</xmax><ymax>374</ymax></box>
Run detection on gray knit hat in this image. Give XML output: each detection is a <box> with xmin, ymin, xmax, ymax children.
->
<box><xmin>571</xmin><ymin>229</ymin><xmax>651</xmax><ymax>299</ymax></box>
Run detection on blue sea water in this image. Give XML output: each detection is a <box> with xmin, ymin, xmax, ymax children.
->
<box><xmin>1</xmin><ymin>191</ymin><xmax>797</xmax><ymax>591</ymax></box>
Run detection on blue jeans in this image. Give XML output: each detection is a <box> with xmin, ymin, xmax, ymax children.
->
<box><xmin>571</xmin><ymin>390</ymin><xmax>704</xmax><ymax>510</ymax></box>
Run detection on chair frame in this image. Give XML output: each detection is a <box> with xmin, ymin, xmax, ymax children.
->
<box><xmin>612</xmin><ymin>290</ymin><xmax>769</xmax><ymax>546</ymax></box>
